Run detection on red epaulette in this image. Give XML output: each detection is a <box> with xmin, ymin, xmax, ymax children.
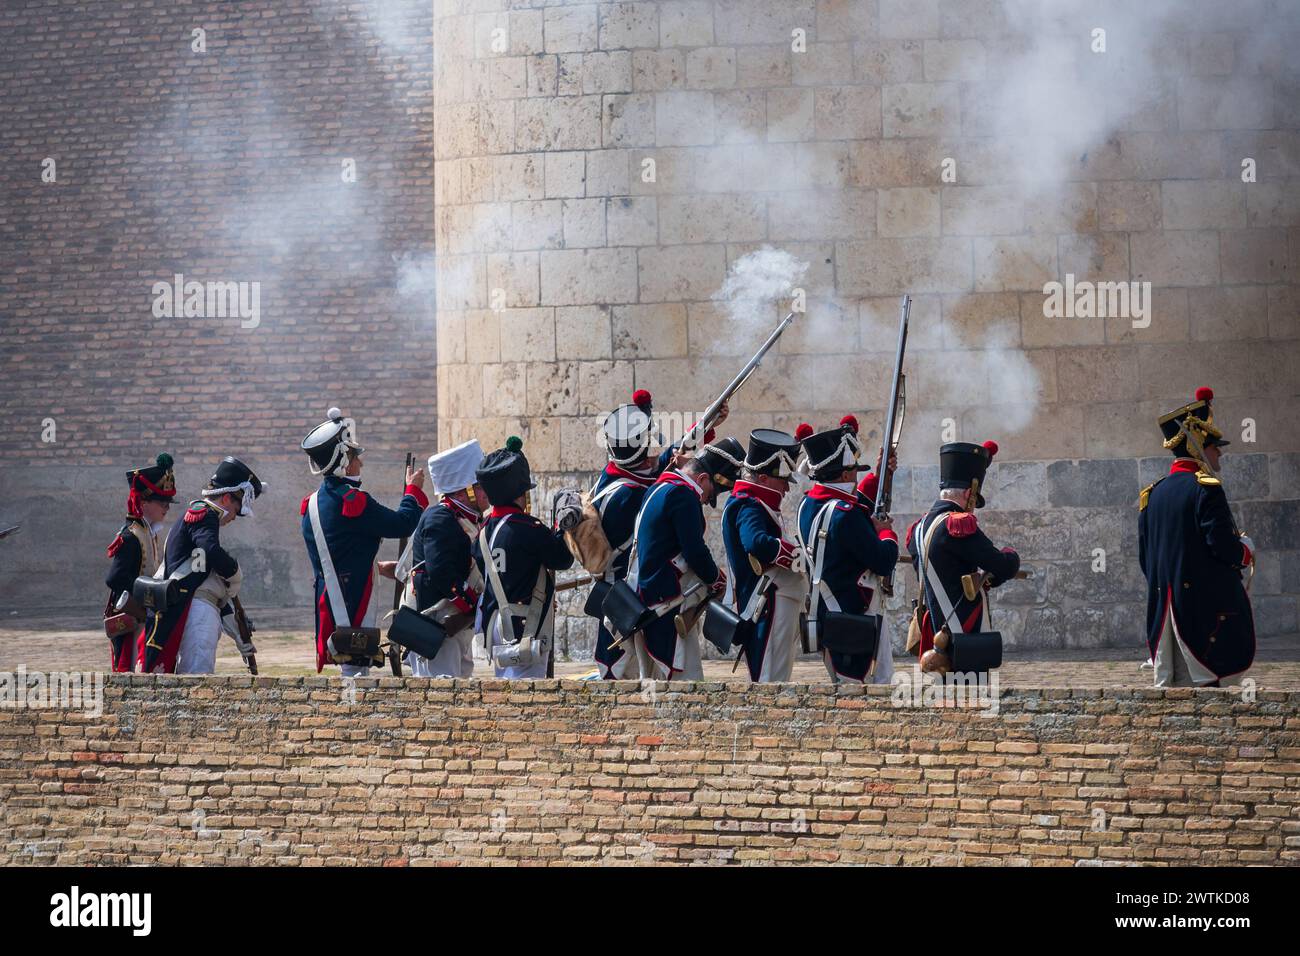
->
<box><xmin>106</xmin><ymin>535</ymin><xmax>124</xmax><ymax>558</ymax></box>
<box><xmin>183</xmin><ymin>503</ymin><xmax>210</xmax><ymax>524</ymax></box>
<box><xmin>300</xmin><ymin>495</ymin><xmax>310</xmax><ymax>516</ymax></box>
<box><xmin>341</xmin><ymin>488</ymin><xmax>368</xmax><ymax>518</ymax></box>
<box><xmin>905</xmin><ymin>518</ymin><xmax>920</xmax><ymax>542</ymax></box>
<box><xmin>946</xmin><ymin>512</ymin><xmax>978</xmax><ymax>537</ymax></box>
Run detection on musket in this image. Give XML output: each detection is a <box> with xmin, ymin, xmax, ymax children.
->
<box><xmin>679</xmin><ymin>310</ymin><xmax>796</xmax><ymax>451</ymax></box>
<box><xmin>0</xmin><ymin>525</ymin><xmax>19</xmax><ymax>541</ymax></box>
<box><xmin>387</xmin><ymin>452</ymin><xmax>415</xmax><ymax>676</ymax></box>
<box><xmin>230</xmin><ymin>596</ymin><xmax>258</xmax><ymax>675</ymax></box>
<box><xmin>874</xmin><ymin>295</ymin><xmax>910</xmax><ymax>595</ymax></box>
<box><xmin>556</xmin><ymin>573</ymin><xmax>600</xmax><ymax>593</ymax></box>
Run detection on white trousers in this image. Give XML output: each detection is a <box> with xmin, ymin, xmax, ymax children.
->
<box><xmin>175</xmin><ymin>600</ymin><xmax>222</xmax><ymax>675</ymax></box>
<box><xmin>1153</xmin><ymin>609</ymin><xmax>1235</xmax><ymax>687</ymax></box>
<box><xmin>634</xmin><ymin>627</ymin><xmax>703</xmax><ymax>681</ymax></box>
<box><xmin>407</xmin><ymin>630</ymin><xmax>475</xmax><ymax>678</ymax></box>
<box><xmin>755</xmin><ymin>568</ymin><xmax>808</xmax><ymax>683</ymax></box>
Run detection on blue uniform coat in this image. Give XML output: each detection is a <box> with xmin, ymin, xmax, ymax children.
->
<box><xmin>301</xmin><ymin>474</ymin><xmax>427</xmax><ymax>670</ymax></box>
<box><xmin>1138</xmin><ymin>459</ymin><xmax>1254</xmax><ymax>680</ymax></box>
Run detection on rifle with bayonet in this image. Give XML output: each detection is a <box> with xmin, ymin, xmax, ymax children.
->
<box><xmin>678</xmin><ymin>310</ymin><xmax>796</xmax><ymax>452</ymax></box>
<box><xmin>874</xmin><ymin>294</ymin><xmax>910</xmax><ymax>596</ymax></box>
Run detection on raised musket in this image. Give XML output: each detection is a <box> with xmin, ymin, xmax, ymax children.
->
<box><xmin>387</xmin><ymin>452</ymin><xmax>415</xmax><ymax>676</ymax></box>
<box><xmin>874</xmin><ymin>294</ymin><xmax>910</xmax><ymax>596</ymax></box>
<box><xmin>679</xmin><ymin>310</ymin><xmax>796</xmax><ymax>451</ymax></box>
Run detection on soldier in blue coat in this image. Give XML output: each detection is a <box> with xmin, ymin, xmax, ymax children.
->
<box><xmin>628</xmin><ymin>439</ymin><xmax>742</xmax><ymax>680</ymax></box>
<box><xmin>1140</xmin><ymin>387</ymin><xmax>1255</xmax><ymax>686</ymax></box>
<box><xmin>905</xmin><ymin>441</ymin><xmax>1019</xmax><ymax>671</ymax></box>
<box><xmin>721</xmin><ymin>429</ymin><xmax>805</xmax><ymax>682</ymax></box>
<box><xmin>400</xmin><ymin>438</ymin><xmax>487</xmax><ymax>678</ymax></box>
<box><xmin>590</xmin><ymin>389</ymin><xmax>730</xmax><ymax>679</ymax></box>
<box><xmin>300</xmin><ymin>408</ymin><xmax>427</xmax><ymax>676</ymax></box>
<box><xmin>475</xmin><ymin>436</ymin><xmax>574</xmax><ymax>678</ymax></box>
<box><xmin>140</xmin><ymin>457</ymin><xmax>263</xmax><ymax>674</ymax></box>
<box><xmin>797</xmin><ymin>417</ymin><xmax>899</xmax><ymax>683</ymax></box>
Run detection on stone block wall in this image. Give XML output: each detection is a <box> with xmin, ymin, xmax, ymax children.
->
<box><xmin>0</xmin><ymin>2</ymin><xmax>434</xmax><ymax>610</ymax></box>
<box><xmin>434</xmin><ymin>0</ymin><xmax>1300</xmax><ymax>656</ymax></box>
<box><xmin>2</xmin><ymin>676</ymin><xmax>1297</xmax><ymax>865</ymax></box>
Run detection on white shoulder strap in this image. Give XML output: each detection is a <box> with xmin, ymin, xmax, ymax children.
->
<box><xmin>308</xmin><ymin>491</ymin><xmax>352</xmax><ymax>628</ymax></box>
<box><xmin>808</xmin><ymin>501</ymin><xmax>840</xmax><ymax>614</ymax></box>
<box><xmin>915</xmin><ymin>512</ymin><xmax>962</xmax><ymax>634</ymax></box>
<box><xmin>479</xmin><ymin>519</ymin><xmax>547</xmax><ymax>641</ymax></box>
<box><xmin>625</xmin><ymin>480</ymin><xmax>672</xmax><ymax>590</ymax></box>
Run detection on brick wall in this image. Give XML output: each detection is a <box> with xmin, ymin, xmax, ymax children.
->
<box><xmin>433</xmin><ymin>0</ymin><xmax>1300</xmax><ymax>657</ymax></box>
<box><xmin>0</xmin><ymin>1</ymin><xmax>433</xmax><ymax>608</ymax></box>
<box><xmin>2</xmin><ymin>675</ymin><xmax>1297</xmax><ymax>865</ymax></box>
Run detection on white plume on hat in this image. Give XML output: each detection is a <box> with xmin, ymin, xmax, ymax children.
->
<box><xmin>427</xmin><ymin>439</ymin><xmax>484</xmax><ymax>496</ymax></box>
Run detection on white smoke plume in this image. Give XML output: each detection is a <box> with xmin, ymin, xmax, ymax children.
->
<box><xmin>712</xmin><ymin>247</ymin><xmax>809</xmax><ymax>328</ymax></box>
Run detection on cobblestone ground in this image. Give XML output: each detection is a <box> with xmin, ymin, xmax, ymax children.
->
<box><xmin>6</xmin><ymin>607</ymin><xmax>1299</xmax><ymax>689</ymax></box>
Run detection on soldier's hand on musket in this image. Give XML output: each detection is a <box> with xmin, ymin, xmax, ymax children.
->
<box><xmin>715</xmin><ymin>400</ymin><xmax>730</xmax><ymax>426</ymax></box>
<box><xmin>405</xmin><ymin>464</ymin><xmax>426</xmax><ymax>490</ymax></box>
<box><xmin>670</xmin><ymin>448</ymin><xmax>693</xmax><ymax>469</ymax></box>
<box><xmin>875</xmin><ymin>447</ymin><xmax>898</xmax><ymax>475</ymax></box>
<box><xmin>376</xmin><ymin>560</ymin><xmax>398</xmax><ymax>580</ymax></box>
<box><xmin>871</xmin><ymin>514</ymin><xmax>894</xmax><ymax>534</ymax></box>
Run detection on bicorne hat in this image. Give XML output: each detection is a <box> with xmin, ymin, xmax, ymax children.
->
<box><xmin>1159</xmin><ymin>386</ymin><xmax>1229</xmax><ymax>459</ymax></box>
<box><xmin>206</xmin><ymin>456</ymin><xmax>265</xmax><ymax>517</ymax></box>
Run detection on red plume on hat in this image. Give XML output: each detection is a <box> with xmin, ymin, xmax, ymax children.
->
<box><xmin>794</xmin><ymin>422</ymin><xmax>814</xmax><ymax>442</ymax></box>
<box><xmin>983</xmin><ymin>440</ymin><xmax>999</xmax><ymax>458</ymax></box>
<box><xmin>1195</xmin><ymin>386</ymin><xmax>1214</xmax><ymax>402</ymax></box>
<box><xmin>839</xmin><ymin>414</ymin><xmax>859</xmax><ymax>434</ymax></box>
<box><xmin>632</xmin><ymin>389</ymin><xmax>653</xmax><ymax>412</ymax></box>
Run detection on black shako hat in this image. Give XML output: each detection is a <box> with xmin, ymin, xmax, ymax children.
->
<box><xmin>695</xmin><ymin>436</ymin><xmax>745</xmax><ymax>507</ymax></box>
<box><xmin>799</xmin><ymin>415</ymin><xmax>863</xmax><ymax>482</ymax></box>
<box><xmin>301</xmin><ymin>407</ymin><xmax>364</xmax><ymax>476</ymax></box>
<box><xmin>603</xmin><ymin>389</ymin><xmax>658</xmax><ymax>466</ymax></box>
<box><xmin>125</xmin><ymin>453</ymin><xmax>177</xmax><ymax>517</ymax></box>
<box><xmin>744</xmin><ymin>428</ymin><xmax>801</xmax><ymax>480</ymax></box>
<box><xmin>476</xmin><ymin>436</ymin><xmax>535</xmax><ymax>505</ymax></box>
<box><xmin>1159</xmin><ymin>386</ymin><xmax>1229</xmax><ymax>457</ymax></box>
<box><xmin>939</xmin><ymin>440</ymin><xmax>998</xmax><ymax>509</ymax></box>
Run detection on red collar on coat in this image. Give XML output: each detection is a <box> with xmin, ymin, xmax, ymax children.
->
<box><xmin>655</xmin><ymin>469</ymin><xmax>703</xmax><ymax>499</ymax></box>
<box><xmin>443</xmin><ymin>497</ymin><xmax>481</xmax><ymax>523</ymax></box>
<box><xmin>489</xmin><ymin>504</ymin><xmax>524</xmax><ymax>519</ymax></box>
<box><xmin>732</xmin><ymin>479</ymin><xmax>785</xmax><ymax>511</ymax></box>
<box><xmin>604</xmin><ymin>461</ymin><xmax>656</xmax><ymax>486</ymax></box>
<box><xmin>807</xmin><ymin>482</ymin><xmax>856</xmax><ymax>504</ymax></box>
<box><xmin>1170</xmin><ymin>458</ymin><xmax>1201</xmax><ymax>475</ymax></box>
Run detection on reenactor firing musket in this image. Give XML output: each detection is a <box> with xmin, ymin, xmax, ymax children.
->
<box><xmin>678</xmin><ymin>310</ymin><xmax>796</xmax><ymax>452</ymax></box>
<box><xmin>873</xmin><ymin>295</ymin><xmax>910</xmax><ymax>597</ymax></box>
<box><xmin>386</xmin><ymin>452</ymin><xmax>415</xmax><ymax>676</ymax></box>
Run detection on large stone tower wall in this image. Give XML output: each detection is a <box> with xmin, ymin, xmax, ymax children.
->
<box><xmin>434</xmin><ymin>0</ymin><xmax>1300</xmax><ymax>660</ymax></box>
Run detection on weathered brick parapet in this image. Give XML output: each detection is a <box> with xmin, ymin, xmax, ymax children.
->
<box><xmin>3</xmin><ymin>675</ymin><xmax>1297</xmax><ymax>865</ymax></box>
